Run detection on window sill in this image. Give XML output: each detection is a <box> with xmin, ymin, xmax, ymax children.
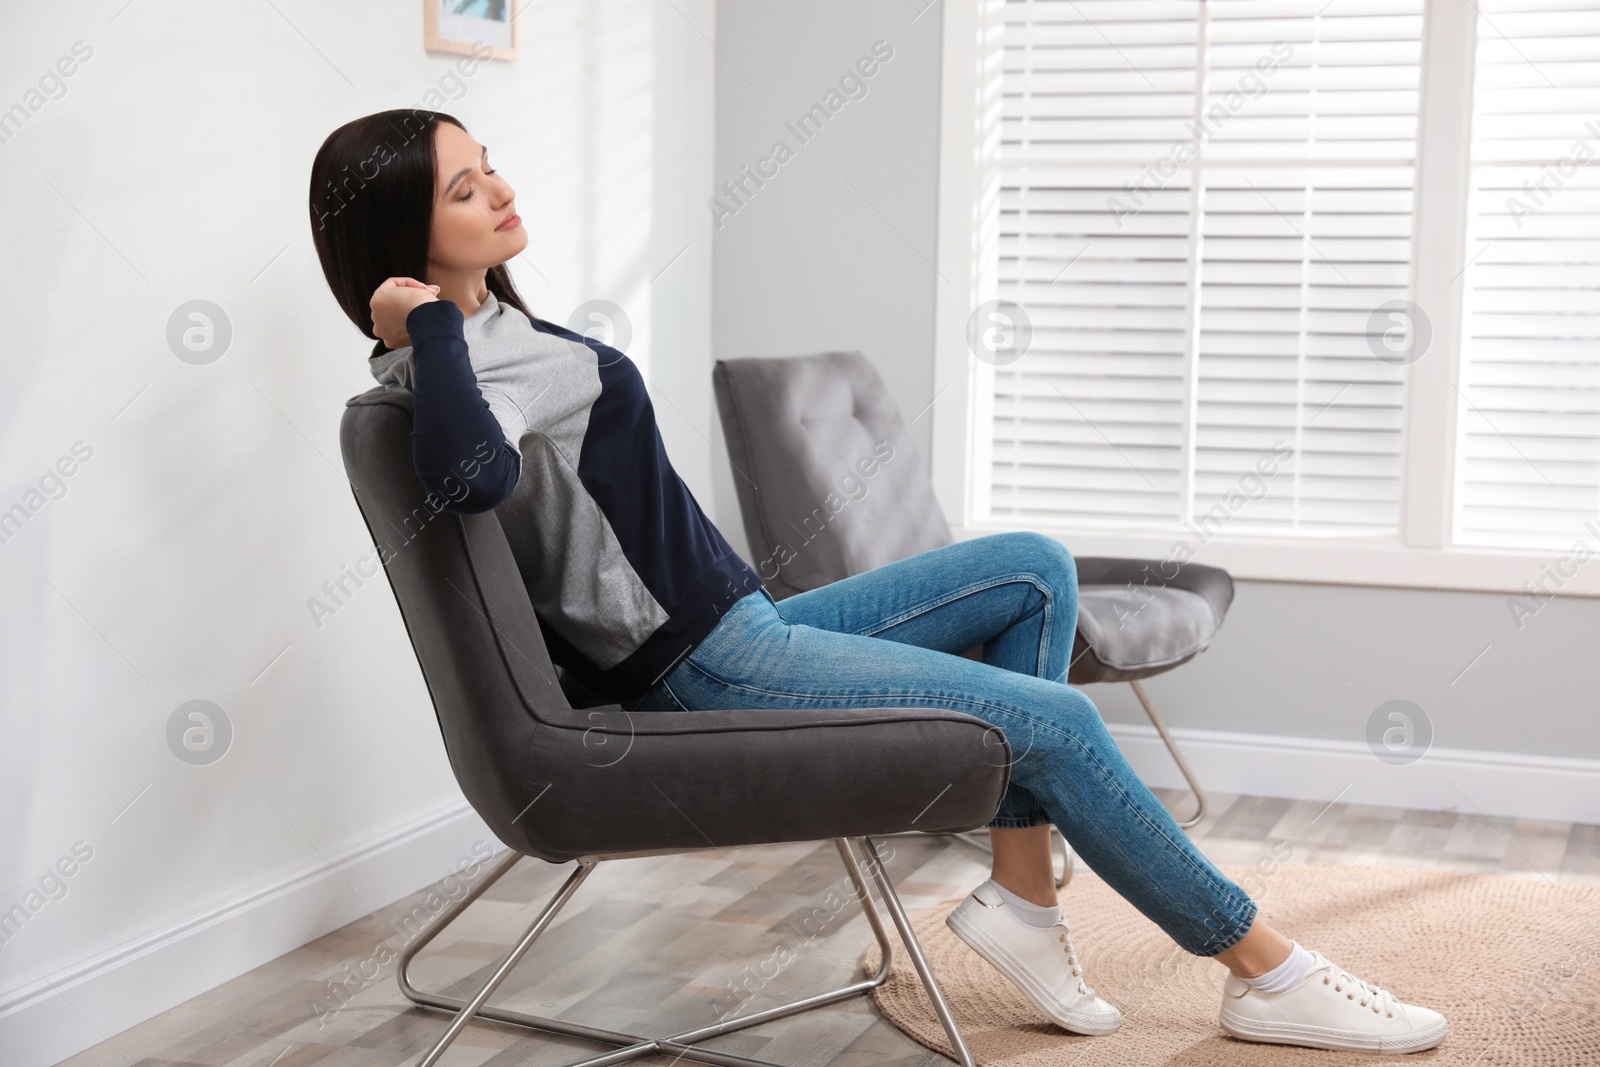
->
<box><xmin>951</xmin><ymin>521</ymin><xmax>1600</xmax><ymax>599</ymax></box>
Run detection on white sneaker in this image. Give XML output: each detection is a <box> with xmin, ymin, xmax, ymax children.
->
<box><xmin>1219</xmin><ymin>948</ymin><xmax>1448</xmax><ymax>1054</ymax></box>
<box><xmin>945</xmin><ymin>879</ymin><xmax>1122</xmax><ymax>1036</ymax></box>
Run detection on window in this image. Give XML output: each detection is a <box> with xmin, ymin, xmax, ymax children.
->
<box><xmin>990</xmin><ymin>0</ymin><xmax>1423</xmax><ymax>534</ymax></box>
<box><xmin>1455</xmin><ymin>1</ymin><xmax>1600</xmax><ymax>550</ymax></box>
<box><xmin>933</xmin><ymin>0</ymin><xmax>1600</xmax><ymax>593</ymax></box>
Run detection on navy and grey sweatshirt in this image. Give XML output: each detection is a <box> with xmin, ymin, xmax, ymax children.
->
<box><xmin>369</xmin><ymin>292</ymin><xmax>763</xmax><ymax>702</ymax></box>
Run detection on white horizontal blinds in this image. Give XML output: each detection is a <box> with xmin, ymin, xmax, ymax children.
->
<box><xmin>1194</xmin><ymin>2</ymin><xmax>1422</xmax><ymax>534</ymax></box>
<box><xmin>990</xmin><ymin>0</ymin><xmax>1200</xmax><ymax>524</ymax></box>
<box><xmin>989</xmin><ymin>0</ymin><xmax>1422</xmax><ymax>533</ymax></box>
<box><xmin>1456</xmin><ymin>1</ymin><xmax>1600</xmax><ymax>548</ymax></box>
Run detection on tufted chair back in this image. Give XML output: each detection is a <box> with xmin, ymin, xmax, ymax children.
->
<box><xmin>712</xmin><ymin>352</ymin><xmax>952</xmax><ymax>599</ymax></box>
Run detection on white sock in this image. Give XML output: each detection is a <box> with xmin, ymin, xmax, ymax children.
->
<box><xmin>988</xmin><ymin>878</ymin><xmax>1064</xmax><ymax>929</ymax></box>
<box><xmin>1242</xmin><ymin>941</ymin><xmax>1315</xmax><ymax>994</ymax></box>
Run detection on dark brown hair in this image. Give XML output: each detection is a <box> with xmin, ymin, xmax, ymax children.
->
<box><xmin>308</xmin><ymin>109</ymin><xmax>530</xmax><ymax>350</ymax></box>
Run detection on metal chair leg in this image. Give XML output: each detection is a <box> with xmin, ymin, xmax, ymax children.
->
<box><xmin>1130</xmin><ymin>678</ymin><xmax>1207</xmax><ymax>829</ymax></box>
<box><xmin>856</xmin><ymin>836</ymin><xmax>977</xmax><ymax>1067</ymax></box>
<box><xmin>1051</xmin><ymin>828</ymin><xmax>1074</xmax><ymax>887</ymax></box>
<box><xmin>397</xmin><ymin>849</ymin><xmax>523</xmax><ymax>1005</ymax></box>
<box><xmin>931</xmin><ymin>826</ymin><xmax>1073</xmax><ymax>888</ymax></box>
<box><xmin>397</xmin><ymin>839</ymin><xmax>977</xmax><ymax>1067</ymax></box>
<box><xmin>407</xmin><ymin>852</ymin><xmax>597</xmax><ymax>1067</ymax></box>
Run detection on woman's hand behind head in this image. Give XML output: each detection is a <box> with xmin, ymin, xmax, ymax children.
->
<box><xmin>370</xmin><ymin>276</ymin><xmax>439</xmax><ymax>350</ymax></box>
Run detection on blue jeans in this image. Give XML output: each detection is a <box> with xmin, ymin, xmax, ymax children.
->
<box><xmin>622</xmin><ymin>531</ymin><xmax>1257</xmax><ymax>956</ymax></box>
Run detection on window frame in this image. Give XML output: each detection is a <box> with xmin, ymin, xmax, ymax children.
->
<box><xmin>929</xmin><ymin>0</ymin><xmax>1600</xmax><ymax>597</ymax></box>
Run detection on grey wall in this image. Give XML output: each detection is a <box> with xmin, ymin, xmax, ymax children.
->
<box><xmin>710</xmin><ymin>3</ymin><xmax>1600</xmax><ymax>764</ymax></box>
<box><xmin>1094</xmin><ymin>578</ymin><xmax>1600</xmax><ymax>762</ymax></box>
<box><xmin>710</xmin><ymin>0</ymin><xmax>943</xmax><ymax>554</ymax></box>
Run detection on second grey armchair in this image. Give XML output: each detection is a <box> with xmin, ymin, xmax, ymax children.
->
<box><xmin>712</xmin><ymin>352</ymin><xmax>1230</xmax><ymax>853</ymax></box>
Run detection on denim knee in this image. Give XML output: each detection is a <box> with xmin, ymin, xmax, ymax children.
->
<box><xmin>981</xmin><ymin>530</ymin><xmax>1077</xmax><ymax>607</ymax></box>
<box><xmin>1016</xmin><ymin>531</ymin><xmax>1077</xmax><ymax>592</ymax></box>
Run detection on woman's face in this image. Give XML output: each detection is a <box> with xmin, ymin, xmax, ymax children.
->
<box><xmin>428</xmin><ymin>120</ymin><xmax>527</xmax><ymax>274</ymax></box>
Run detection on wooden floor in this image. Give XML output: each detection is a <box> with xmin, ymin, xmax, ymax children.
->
<box><xmin>58</xmin><ymin>789</ymin><xmax>1600</xmax><ymax>1067</ymax></box>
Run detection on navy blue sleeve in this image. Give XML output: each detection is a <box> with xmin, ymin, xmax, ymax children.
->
<box><xmin>405</xmin><ymin>299</ymin><xmax>522</xmax><ymax>514</ymax></box>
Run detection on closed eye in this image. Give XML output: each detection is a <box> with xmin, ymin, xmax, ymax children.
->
<box><xmin>458</xmin><ymin>163</ymin><xmax>497</xmax><ymax>203</ymax></box>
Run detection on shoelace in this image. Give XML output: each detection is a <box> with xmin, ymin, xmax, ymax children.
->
<box><xmin>1051</xmin><ymin>920</ymin><xmax>1091</xmax><ymax>997</ymax></box>
<box><xmin>1309</xmin><ymin>959</ymin><xmax>1398</xmax><ymax>1018</ymax></box>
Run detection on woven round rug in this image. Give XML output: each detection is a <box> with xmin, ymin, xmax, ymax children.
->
<box><xmin>858</xmin><ymin>864</ymin><xmax>1600</xmax><ymax>1066</ymax></box>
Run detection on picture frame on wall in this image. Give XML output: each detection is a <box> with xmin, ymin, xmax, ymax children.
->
<box><xmin>424</xmin><ymin>0</ymin><xmax>519</xmax><ymax>61</ymax></box>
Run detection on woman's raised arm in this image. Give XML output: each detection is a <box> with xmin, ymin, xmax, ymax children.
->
<box><xmin>404</xmin><ymin>299</ymin><xmax>522</xmax><ymax>514</ymax></box>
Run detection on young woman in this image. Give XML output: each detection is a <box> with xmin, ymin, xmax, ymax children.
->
<box><xmin>310</xmin><ymin>109</ymin><xmax>1448</xmax><ymax>1055</ymax></box>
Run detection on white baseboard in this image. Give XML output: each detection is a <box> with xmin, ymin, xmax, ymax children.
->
<box><xmin>1107</xmin><ymin>721</ymin><xmax>1600</xmax><ymax>826</ymax></box>
<box><xmin>0</xmin><ymin>799</ymin><xmax>497</xmax><ymax>1067</ymax></box>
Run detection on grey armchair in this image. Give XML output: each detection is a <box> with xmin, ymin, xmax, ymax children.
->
<box><xmin>339</xmin><ymin>384</ymin><xmax>1012</xmax><ymax>1067</ymax></box>
<box><xmin>711</xmin><ymin>353</ymin><xmax>1229</xmax><ymax>862</ymax></box>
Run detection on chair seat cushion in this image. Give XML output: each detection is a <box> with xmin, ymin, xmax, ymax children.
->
<box><xmin>514</xmin><ymin>705</ymin><xmax>1013</xmax><ymax>862</ymax></box>
<box><xmin>1069</xmin><ymin>586</ymin><xmax>1221</xmax><ymax>685</ymax></box>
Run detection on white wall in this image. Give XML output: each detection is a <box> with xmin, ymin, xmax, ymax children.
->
<box><xmin>0</xmin><ymin>2</ymin><xmax>715</xmax><ymax>1064</ymax></box>
<box><xmin>710</xmin><ymin>3</ymin><xmax>1600</xmax><ymax>799</ymax></box>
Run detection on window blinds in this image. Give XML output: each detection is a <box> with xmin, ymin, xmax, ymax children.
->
<box><xmin>989</xmin><ymin>0</ymin><xmax>1424</xmax><ymax>535</ymax></box>
<box><xmin>1456</xmin><ymin>1</ymin><xmax>1600</xmax><ymax>549</ymax></box>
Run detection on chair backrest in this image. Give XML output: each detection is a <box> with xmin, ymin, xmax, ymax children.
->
<box><xmin>713</xmin><ymin>352</ymin><xmax>953</xmax><ymax>599</ymax></box>
<box><xmin>339</xmin><ymin>386</ymin><xmax>626</xmax><ymax>859</ymax></box>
